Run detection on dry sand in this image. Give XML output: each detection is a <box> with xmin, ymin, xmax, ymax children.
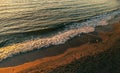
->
<box><xmin>0</xmin><ymin>21</ymin><xmax>120</xmax><ymax>73</ymax></box>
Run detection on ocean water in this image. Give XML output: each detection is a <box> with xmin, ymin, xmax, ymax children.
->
<box><xmin>0</xmin><ymin>0</ymin><xmax>120</xmax><ymax>61</ymax></box>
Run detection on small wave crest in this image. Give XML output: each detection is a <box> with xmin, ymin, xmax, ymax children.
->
<box><xmin>0</xmin><ymin>9</ymin><xmax>120</xmax><ymax>62</ymax></box>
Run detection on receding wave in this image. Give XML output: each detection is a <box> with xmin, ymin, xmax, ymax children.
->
<box><xmin>0</xmin><ymin>9</ymin><xmax>120</xmax><ymax>62</ymax></box>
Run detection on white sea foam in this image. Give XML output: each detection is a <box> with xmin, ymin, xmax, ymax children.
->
<box><xmin>0</xmin><ymin>9</ymin><xmax>120</xmax><ymax>61</ymax></box>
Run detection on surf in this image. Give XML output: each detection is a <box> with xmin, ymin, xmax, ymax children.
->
<box><xmin>0</xmin><ymin>9</ymin><xmax>120</xmax><ymax>62</ymax></box>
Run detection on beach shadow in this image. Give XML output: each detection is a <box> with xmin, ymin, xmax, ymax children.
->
<box><xmin>50</xmin><ymin>40</ymin><xmax>120</xmax><ymax>73</ymax></box>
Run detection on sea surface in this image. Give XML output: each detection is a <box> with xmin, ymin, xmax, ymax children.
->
<box><xmin>0</xmin><ymin>0</ymin><xmax>120</xmax><ymax>61</ymax></box>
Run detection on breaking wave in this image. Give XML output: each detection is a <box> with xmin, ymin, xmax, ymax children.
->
<box><xmin>0</xmin><ymin>9</ymin><xmax>120</xmax><ymax>62</ymax></box>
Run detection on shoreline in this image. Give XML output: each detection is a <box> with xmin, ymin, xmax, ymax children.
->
<box><xmin>19</xmin><ymin>21</ymin><xmax>120</xmax><ymax>73</ymax></box>
<box><xmin>0</xmin><ymin>9</ymin><xmax>119</xmax><ymax>63</ymax></box>
<box><xmin>0</xmin><ymin>26</ymin><xmax>102</xmax><ymax>67</ymax></box>
<box><xmin>0</xmin><ymin>21</ymin><xmax>120</xmax><ymax>73</ymax></box>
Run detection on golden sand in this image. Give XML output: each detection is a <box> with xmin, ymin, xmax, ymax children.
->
<box><xmin>0</xmin><ymin>22</ymin><xmax>120</xmax><ymax>73</ymax></box>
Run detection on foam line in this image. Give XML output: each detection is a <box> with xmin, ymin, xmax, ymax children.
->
<box><xmin>0</xmin><ymin>9</ymin><xmax>120</xmax><ymax>62</ymax></box>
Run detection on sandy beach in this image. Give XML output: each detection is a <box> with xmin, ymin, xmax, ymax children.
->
<box><xmin>0</xmin><ymin>20</ymin><xmax>119</xmax><ymax>73</ymax></box>
<box><xmin>0</xmin><ymin>0</ymin><xmax>120</xmax><ymax>73</ymax></box>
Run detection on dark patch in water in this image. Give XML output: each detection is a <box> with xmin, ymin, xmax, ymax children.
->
<box><xmin>0</xmin><ymin>40</ymin><xmax>8</xmax><ymax>47</ymax></box>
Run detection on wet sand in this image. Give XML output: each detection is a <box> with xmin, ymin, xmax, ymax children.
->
<box><xmin>0</xmin><ymin>31</ymin><xmax>101</xmax><ymax>67</ymax></box>
<box><xmin>0</xmin><ymin>21</ymin><xmax>120</xmax><ymax>73</ymax></box>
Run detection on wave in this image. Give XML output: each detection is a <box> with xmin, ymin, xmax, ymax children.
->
<box><xmin>0</xmin><ymin>0</ymin><xmax>119</xmax><ymax>36</ymax></box>
<box><xmin>0</xmin><ymin>9</ymin><xmax>120</xmax><ymax>62</ymax></box>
